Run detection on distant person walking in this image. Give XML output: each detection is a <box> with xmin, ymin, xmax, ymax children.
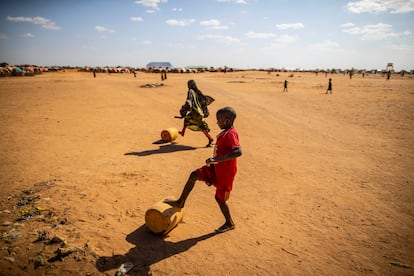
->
<box><xmin>93</xmin><ymin>70</ymin><xmax>96</xmax><ymax>78</ymax></box>
<box><xmin>283</xmin><ymin>80</ymin><xmax>288</xmax><ymax>93</ymax></box>
<box><xmin>325</xmin><ymin>78</ymin><xmax>332</xmax><ymax>94</ymax></box>
<box><xmin>161</xmin><ymin>69</ymin><xmax>167</xmax><ymax>81</ymax></box>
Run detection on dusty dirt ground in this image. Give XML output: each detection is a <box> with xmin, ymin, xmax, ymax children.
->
<box><xmin>0</xmin><ymin>70</ymin><xmax>413</xmax><ymax>275</ymax></box>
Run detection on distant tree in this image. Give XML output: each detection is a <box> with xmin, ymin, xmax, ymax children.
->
<box><xmin>0</xmin><ymin>62</ymin><xmax>9</xmax><ymax>67</ymax></box>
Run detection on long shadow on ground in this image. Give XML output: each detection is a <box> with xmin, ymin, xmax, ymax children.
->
<box><xmin>96</xmin><ymin>225</ymin><xmax>219</xmax><ymax>274</ymax></box>
<box><xmin>124</xmin><ymin>142</ymin><xmax>198</xmax><ymax>156</ymax></box>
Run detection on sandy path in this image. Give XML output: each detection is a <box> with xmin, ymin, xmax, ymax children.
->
<box><xmin>0</xmin><ymin>70</ymin><xmax>413</xmax><ymax>275</ymax></box>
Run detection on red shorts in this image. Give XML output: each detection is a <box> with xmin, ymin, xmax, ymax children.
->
<box><xmin>196</xmin><ymin>165</ymin><xmax>231</xmax><ymax>202</ymax></box>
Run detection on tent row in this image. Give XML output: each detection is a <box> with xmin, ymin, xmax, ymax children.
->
<box><xmin>0</xmin><ymin>65</ymin><xmax>52</xmax><ymax>77</ymax></box>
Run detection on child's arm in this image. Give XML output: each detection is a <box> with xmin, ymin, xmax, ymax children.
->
<box><xmin>206</xmin><ymin>147</ymin><xmax>242</xmax><ymax>165</ymax></box>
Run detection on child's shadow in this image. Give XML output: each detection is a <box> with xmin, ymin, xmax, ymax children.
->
<box><xmin>96</xmin><ymin>225</ymin><xmax>219</xmax><ymax>275</ymax></box>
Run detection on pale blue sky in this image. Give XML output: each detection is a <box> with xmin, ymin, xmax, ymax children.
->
<box><xmin>1</xmin><ymin>0</ymin><xmax>413</xmax><ymax>70</ymax></box>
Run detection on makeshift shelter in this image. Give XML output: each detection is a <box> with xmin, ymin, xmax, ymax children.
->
<box><xmin>146</xmin><ymin>62</ymin><xmax>173</xmax><ymax>70</ymax></box>
<box><xmin>12</xmin><ymin>67</ymin><xmax>23</xmax><ymax>76</ymax></box>
<box><xmin>0</xmin><ymin>67</ymin><xmax>10</xmax><ymax>77</ymax></box>
<box><xmin>185</xmin><ymin>65</ymin><xmax>208</xmax><ymax>72</ymax></box>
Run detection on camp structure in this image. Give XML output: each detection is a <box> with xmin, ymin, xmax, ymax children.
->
<box><xmin>146</xmin><ymin>62</ymin><xmax>173</xmax><ymax>72</ymax></box>
<box><xmin>185</xmin><ymin>65</ymin><xmax>208</xmax><ymax>73</ymax></box>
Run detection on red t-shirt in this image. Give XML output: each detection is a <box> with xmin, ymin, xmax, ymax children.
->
<box><xmin>213</xmin><ymin>127</ymin><xmax>240</xmax><ymax>192</ymax></box>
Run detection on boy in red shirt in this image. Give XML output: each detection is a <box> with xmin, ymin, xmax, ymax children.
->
<box><xmin>165</xmin><ymin>107</ymin><xmax>242</xmax><ymax>233</ymax></box>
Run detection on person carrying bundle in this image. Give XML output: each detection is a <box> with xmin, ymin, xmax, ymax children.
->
<box><xmin>178</xmin><ymin>79</ymin><xmax>215</xmax><ymax>147</ymax></box>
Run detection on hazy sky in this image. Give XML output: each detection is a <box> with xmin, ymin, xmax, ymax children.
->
<box><xmin>1</xmin><ymin>0</ymin><xmax>413</xmax><ymax>70</ymax></box>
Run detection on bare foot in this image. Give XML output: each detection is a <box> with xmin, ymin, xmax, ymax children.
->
<box><xmin>164</xmin><ymin>199</ymin><xmax>184</xmax><ymax>208</ymax></box>
<box><xmin>179</xmin><ymin>131</ymin><xmax>184</xmax><ymax>137</ymax></box>
<box><xmin>215</xmin><ymin>223</ymin><xmax>235</xmax><ymax>233</ymax></box>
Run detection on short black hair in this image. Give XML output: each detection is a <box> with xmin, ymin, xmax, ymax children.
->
<box><xmin>217</xmin><ymin>106</ymin><xmax>237</xmax><ymax>123</ymax></box>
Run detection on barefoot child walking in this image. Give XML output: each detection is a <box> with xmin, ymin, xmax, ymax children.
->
<box><xmin>165</xmin><ymin>107</ymin><xmax>242</xmax><ymax>233</ymax></box>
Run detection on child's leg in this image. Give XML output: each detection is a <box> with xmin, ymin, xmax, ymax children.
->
<box><xmin>164</xmin><ymin>171</ymin><xmax>199</xmax><ymax>208</ymax></box>
<box><xmin>202</xmin><ymin>130</ymin><xmax>214</xmax><ymax>146</ymax></box>
<box><xmin>215</xmin><ymin>195</ymin><xmax>235</xmax><ymax>232</ymax></box>
<box><xmin>179</xmin><ymin>126</ymin><xmax>186</xmax><ymax>136</ymax></box>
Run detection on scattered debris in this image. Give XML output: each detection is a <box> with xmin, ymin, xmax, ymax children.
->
<box><xmin>0</xmin><ymin>179</ymin><xmax>98</xmax><ymax>273</ymax></box>
<box><xmin>48</xmin><ymin>236</ymin><xmax>65</xmax><ymax>245</ymax></box>
<box><xmin>281</xmin><ymin>247</ymin><xmax>298</xmax><ymax>257</ymax></box>
<box><xmin>2</xmin><ymin>230</ymin><xmax>21</xmax><ymax>241</ymax></box>
<box><xmin>16</xmin><ymin>206</ymin><xmax>46</xmax><ymax>221</ymax></box>
<box><xmin>16</xmin><ymin>194</ymin><xmax>41</xmax><ymax>208</ymax></box>
<box><xmin>116</xmin><ymin>262</ymin><xmax>134</xmax><ymax>276</ymax></box>
<box><xmin>140</xmin><ymin>83</ymin><xmax>165</xmax><ymax>88</ymax></box>
<box><xmin>32</xmin><ymin>254</ymin><xmax>47</xmax><ymax>269</ymax></box>
<box><xmin>34</xmin><ymin>230</ymin><xmax>50</xmax><ymax>243</ymax></box>
<box><xmin>3</xmin><ymin>256</ymin><xmax>15</xmax><ymax>263</ymax></box>
<box><xmin>49</xmin><ymin>246</ymin><xmax>82</xmax><ymax>262</ymax></box>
